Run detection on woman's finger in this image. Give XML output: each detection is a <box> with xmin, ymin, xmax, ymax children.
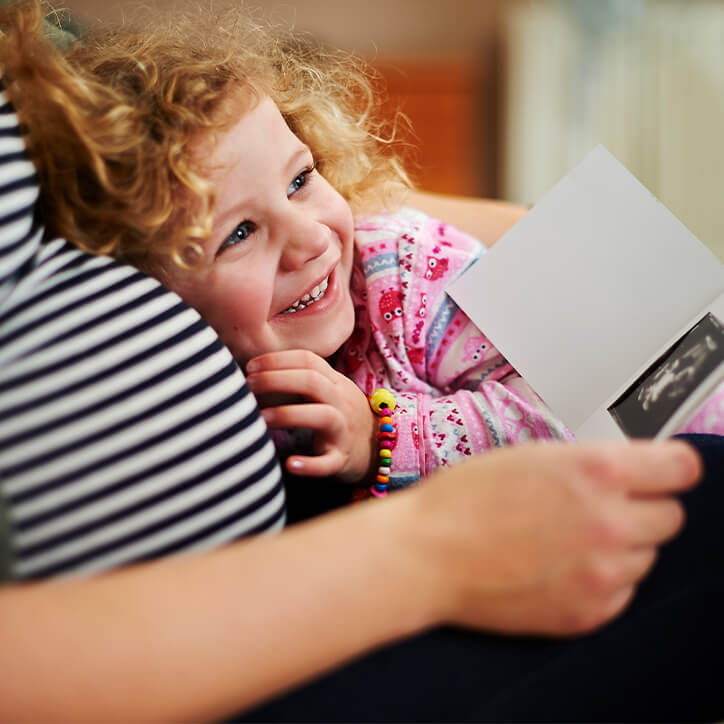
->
<box><xmin>624</xmin><ymin>497</ymin><xmax>686</xmax><ymax>547</ymax></box>
<box><xmin>619</xmin><ymin>546</ymin><xmax>658</xmax><ymax>586</ymax></box>
<box><xmin>585</xmin><ymin>439</ymin><xmax>702</xmax><ymax>495</ymax></box>
<box><xmin>583</xmin><ymin>547</ymin><xmax>658</xmax><ymax>595</ymax></box>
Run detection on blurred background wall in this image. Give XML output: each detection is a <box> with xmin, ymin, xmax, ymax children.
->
<box><xmin>62</xmin><ymin>0</ymin><xmax>724</xmax><ymax>260</ymax></box>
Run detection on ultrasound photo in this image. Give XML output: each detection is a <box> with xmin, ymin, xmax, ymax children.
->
<box><xmin>609</xmin><ymin>313</ymin><xmax>724</xmax><ymax>437</ymax></box>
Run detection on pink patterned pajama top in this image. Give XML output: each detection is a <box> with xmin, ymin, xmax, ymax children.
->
<box><xmin>334</xmin><ymin>208</ymin><xmax>573</xmax><ymax>488</ymax></box>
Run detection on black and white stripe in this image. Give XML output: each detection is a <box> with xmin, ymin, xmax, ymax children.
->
<box><xmin>0</xmin><ymin>94</ymin><xmax>285</xmax><ymax>580</ymax></box>
<box><xmin>0</xmin><ymin>100</ymin><xmax>43</xmax><ymax>303</ymax></box>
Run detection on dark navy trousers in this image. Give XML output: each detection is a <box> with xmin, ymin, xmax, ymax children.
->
<box><xmin>241</xmin><ymin>435</ymin><xmax>724</xmax><ymax>723</ymax></box>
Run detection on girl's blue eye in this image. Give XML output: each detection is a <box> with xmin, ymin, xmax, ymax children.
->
<box><xmin>219</xmin><ymin>220</ymin><xmax>255</xmax><ymax>254</ymax></box>
<box><xmin>287</xmin><ymin>166</ymin><xmax>314</xmax><ymax>197</ymax></box>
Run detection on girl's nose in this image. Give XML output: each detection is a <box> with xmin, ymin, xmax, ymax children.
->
<box><xmin>279</xmin><ymin>214</ymin><xmax>328</xmax><ymax>271</ymax></box>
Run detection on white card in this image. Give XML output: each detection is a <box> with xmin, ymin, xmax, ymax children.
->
<box><xmin>446</xmin><ymin>146</ymin><xmax>724</xmax><ymax>438</ymax></box>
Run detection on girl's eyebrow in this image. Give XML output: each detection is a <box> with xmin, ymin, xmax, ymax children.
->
<box><xmin>214</xmin><ymin>198</ymin><xmax>251</xmax><ymax>240</ymax></box>
<box><xmin>286</xmin><ymin>144</ymin><xmax>313</xmax><ymax>172</ymax></box>
<box><xmin>212</xmin><ymin>144</ymin><xmax>313</xmax><ymax>237</ymax></box>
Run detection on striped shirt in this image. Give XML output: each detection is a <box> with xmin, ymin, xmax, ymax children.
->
<box><xmin>0</xmin><ymin>94</ymin><xmax>285</xmax><ymax>581</ymax></box>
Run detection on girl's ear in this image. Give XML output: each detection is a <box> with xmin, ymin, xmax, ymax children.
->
<box><xmin>142</xmin><ymin>241</ymin><xmax>213</xmax><ymax>296</ymax></box>
<box><xmin>136</xmin><ymin>249</ymin><xmax>174</xmax><ymax>286</ymax></box>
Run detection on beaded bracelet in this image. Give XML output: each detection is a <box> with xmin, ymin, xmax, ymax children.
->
<box><xmin>368</xmin><ymin>388</ymin><xmax>396</xmax><ymax>498</ymax></box>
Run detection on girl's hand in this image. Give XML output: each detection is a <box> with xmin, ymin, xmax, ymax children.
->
<box><xmin>245</xmin><ymin>350</ymin><xmax>377</xmax><ymax>482</ymax></box>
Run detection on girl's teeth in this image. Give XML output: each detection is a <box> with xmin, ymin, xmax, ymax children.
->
<box><xmin>281</xmin><ymin>275</ymin><xmax>330</xmax><ymax>314</ymax></box>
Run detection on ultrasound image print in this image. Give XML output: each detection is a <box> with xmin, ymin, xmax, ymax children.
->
<box><xmin>609</xmin><ymin>313</ymin><xmax>724</xmax><ymax>437</ymax></box>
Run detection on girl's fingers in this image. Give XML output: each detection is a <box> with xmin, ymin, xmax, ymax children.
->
<box><xmin>286</xmin><ymin>450</ymin><xmax>347</xmax><ymax>478</ymax></box>
<box><xmin>248</xmin><ymin>369</ymin><xmax>337</xmax><ymax>404</ymax></box>
<box><xmin>246</xmin><ymin>350</ymin><xmax>333</xmax><ymax>375</ymax></box>
<box><xmin>260</xmin><ymin>403</ymin><xmax>339</xmax><ymax>431</ymax></box>
<box><xmin>261</xmin><ymin>404</ymin><xmax>350</xmax><ymax>477</ymax></box>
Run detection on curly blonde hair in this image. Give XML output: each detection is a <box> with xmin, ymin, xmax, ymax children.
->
<box><xmin>0</xmin><ymin>0</ymin><xmax>411</xmax><ymax>267</ymax></box>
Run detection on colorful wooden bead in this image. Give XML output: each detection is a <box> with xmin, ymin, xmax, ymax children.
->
<box><xmin>369</xmin><ymin>388</ymin><xmax>397</xmax><ymax>415</ymax></box>
<box><xmin>377</xmin><ymin>431</ymin><xmax>396</xmax><ymax>441</ymax></box>
<box><xmin>368</xmin><ymin>388</ymin><xmax>397</xmax><ymax>500</ymax></box>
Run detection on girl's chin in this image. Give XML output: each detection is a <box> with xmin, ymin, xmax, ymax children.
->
<box><xmin>302</xmin><ymin>312</ymin><xmax>355</xmax><ymax>359</ymax></box>
<box><xmin>280</xmin><ymin>304</ymin><xmax>355</xmax><ymax>360</ymax></box>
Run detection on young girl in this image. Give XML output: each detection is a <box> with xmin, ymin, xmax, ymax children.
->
<box><xmin>154</xmin><ymin>91</ymin><xmax>574</xmax><ymax>494</ymax></box>
<box><xmin>4</xmin><ymin>0</ymin><xmax>720</xmax><ymax>495</ymax></box>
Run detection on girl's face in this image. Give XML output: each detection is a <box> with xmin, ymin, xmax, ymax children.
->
<box><xmin>161</xmin><ymin>96</ymin><xmax>356</xmax><ymax>367</ymax></box>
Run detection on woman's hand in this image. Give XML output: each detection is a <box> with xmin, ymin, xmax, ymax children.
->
<box><xmin>246</xmin><ymin>350</ymin><xmax>378</xmax><ymax>482</ymax></box>
<box><xmin>396</xmin><ymin>438</ymin><xmax>703</xmax><ymax>636</ymax></box>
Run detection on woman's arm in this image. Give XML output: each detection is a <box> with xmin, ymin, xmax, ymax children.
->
<box><xmin>0</xmin><ymin>493</ymin><xmax>434</xmax><ymax>723</ymax></box>
<box><xmin>405</xmin><ymin>190</ymin><xmax>528</xmax><ymax>248</ymax></box>
<box><xmin>0</xmin><ymin>440</ymin><xmax>700</xmax><ymax>723</ymax></box>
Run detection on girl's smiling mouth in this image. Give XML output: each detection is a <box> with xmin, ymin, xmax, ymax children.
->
<box><xmin>281</xmin><ymin>273</ymin><xmax>330</xmax><ymax>313</ymax></box>
<box><xmin>278</xmin><ymin>261</ymin><xmax>341</xmax><ymax>316</ymax></box>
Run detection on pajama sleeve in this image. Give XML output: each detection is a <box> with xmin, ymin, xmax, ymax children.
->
<box><xmin>341</xmin><ymin>208</ymin><xmax>572</xmax><ymax>487</ymax></box>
